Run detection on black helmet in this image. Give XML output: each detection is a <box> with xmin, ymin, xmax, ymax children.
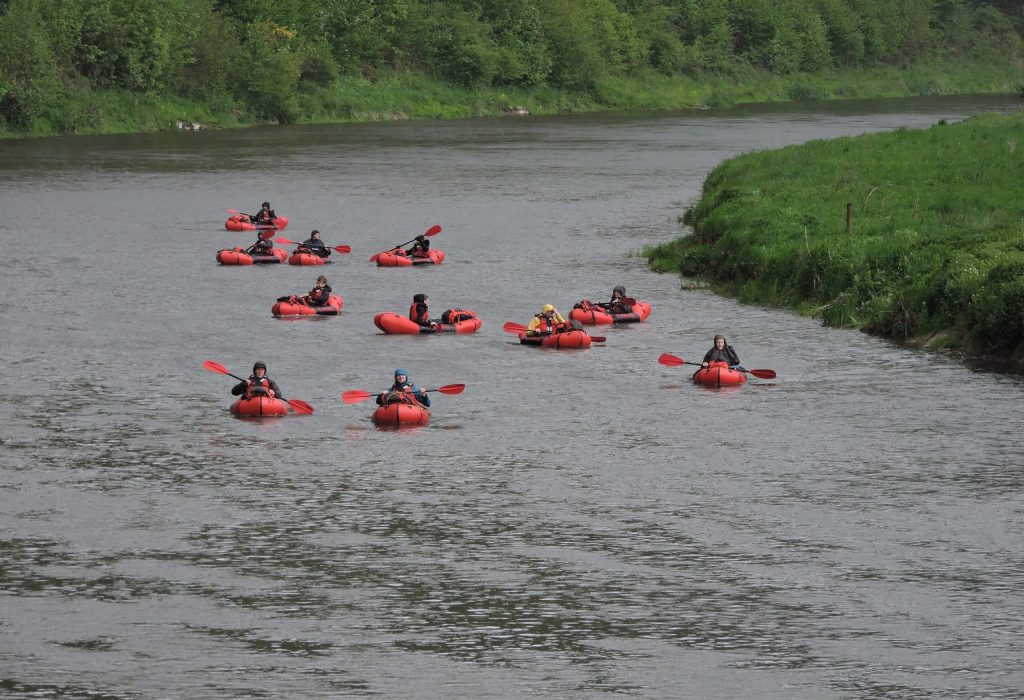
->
<box><xmin>253</xmin><ymin>361</ymin><xmax>267</xmax><ymax>372</ymax></box>
<box><xmin>413</xmin><ymin>293</ymin><xmax>427</xmax><ymax>303</ymax></box>
<box><xmin>416</xmin><ymin>235</ymin><xmax>426</xmax><ymax>243</ymax></box>
<box><xmin>261</xmin><ymin>201</ymin><xmax>270</xmax><ymax>208</ymax></box>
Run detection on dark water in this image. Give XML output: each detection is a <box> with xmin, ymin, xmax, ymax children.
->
<box><xmin>1</xmin><ymin>95</ymin><xmax>1022</xmax><ymax>699</ymax></box>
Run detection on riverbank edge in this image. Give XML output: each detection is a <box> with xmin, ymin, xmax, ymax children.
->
<box><xmin>644</xmin><ymin>112</ymin><xmax>1024</xmax><ymax>374</ymax></box>
<box><xmin>1</xmin><ymin>59</ymin><xmax>1021</xmax><ymax>140</ymax></box>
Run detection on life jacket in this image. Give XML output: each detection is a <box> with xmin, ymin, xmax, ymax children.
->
<box><xmin>534</xmin><ymin>313</ymin><xmax>552</xmax><ymax>333</ymax></box>
<box><xmin>245</xmin><ymin>376</ymin><xmax>274</xmax><ymax>399</ymax></box>
<box><xmin>409</xmin><ymin>302</ymin><xmax>429</xmax><ymax>325</ymax></box>
<box><xmin>309</xmin><ymin>286</ymin><xmax>328</xmax><ymax>303</ymax></box>
<box><xmin>574</xmin><ymin>299</ymin><xmax>595</xmax><ymax>311</ymax></box>
<box><xmin>383</xmin><ymin>381</ymin><xmax>418</xmax><ymax>405</ymax></box>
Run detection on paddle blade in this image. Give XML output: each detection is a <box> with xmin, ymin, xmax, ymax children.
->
<box><xmin>424</xmin><ymin>224</ymin><xmax>442</xmax><ymax>237</ymax></box>
<box><xmin>334</xmin><ymin>245</ymin><xmax>351</xmax><ymax>254</ymax></box>
<box><xmin>657</xmin><ymin>353</ymin><xmax>686</xmax><ymax>367</ymax></box>
<box><xmin>342</xmin><ymin>389</ymin><xmax>374</xmax><ymax>404</ymax></box>
<box><xmin>589</xmin><ymin>336</ymin><xmax>606</xmax><ymax>343</ymax></box>
<box><xmin>622</xmin><ymin>297</ymin><xmax>637</xmax><ymax>306</ymax></box>
<box><xmin>203</xmin><ymin>359</ymin><xmax>230</xmax><ymax>375</ymax></box>
<box><xmin>227</xmin><ymin>208</ymin><xmax>242</xmax><ymax>215</ymax></box>
<box><xmin>435</xmin><ymin>383</ymin><xmax>466</xmax><ymax>395</ymax></box>
<box><xmin>503</xmin><ymin>322</ymin><xmax>528</xmax><ymax>334</ymax></box>
<box><xmin>749</xmin><ymin>369</ymin><xmax>777</xmax><ymax>379</ymax></box>
<box><xmin>258</xmin><ymin>229</ymin><xmax>275</xmax><ymax>240</ymax></box>
<box><xmin>275</xmin><ymin>237</ymin><xmax>295</xmax><ymax>245</ymax></box>
<box><xmin>287</xmin><ymin>399</ymin><xmax>315</xmax><ymax>414</ymax></box>
<box><xmin>369</xmin><ymin>253</ymin><xmax>380</xmax><ymax>262</ymax></box>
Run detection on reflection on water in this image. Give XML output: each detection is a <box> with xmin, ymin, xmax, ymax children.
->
<box><xmin>1</xmin><ymin>95</ymin><xmax>1023</xmax><ymax>699</ymax></box>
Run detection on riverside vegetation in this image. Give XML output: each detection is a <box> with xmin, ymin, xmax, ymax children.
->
<box><xmin>645</xmin><ymin>111</ymin><xmax>1024</xmax><ymax>370</ymax></box>
<box><xmin>1</xmin><ymin>0</ymin><xmax>1023</xmax><ymax>137</ymax></box>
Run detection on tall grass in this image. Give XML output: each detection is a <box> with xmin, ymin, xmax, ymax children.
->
<box><xmin>646</xmin><ymin>112</ymin><xmax>1024</xmax><ymax>365</ymax></box>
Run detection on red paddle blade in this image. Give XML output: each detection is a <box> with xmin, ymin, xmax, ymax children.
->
<box><xmin>334</xmin><ymin>245</ymin><xmax>351</xmax><ymax>254</ymax></box>
<box><xmin>258</xmin><ymin>229</ymin><xmax>275</xmax><ymax>240</ymax></box>
<box><xmin>750</xmin><ymin>369</ymin><xmax>777</xmax><ymax>379</ymax></box>
<box><xmin>503</xmin><ymin>322</ymin><xmax>527</xmax><ymax>334</ymax></box>
<box><xmin>436</xmin><ymin>383</ymin><xmax>466</xmax><ymax>395</ymax></box>
<box><xmin>276</xmin><ymin>237</ymin><xmax>295</xmax><ymax>245</ymax></box>
<box><xmin>342</xmin><ymin>390</ymin><xmax>373</xmax><ymax>404</ymax></box>
<box><xmin>227</xmin><ymin>208</ymin><xmax>241</xmax><ymax>215</ymax></box>
<box><xmin>369</xmin><ymin>253</ymin><xmax>380</xmax><ymax>262</ymax></box>
<box><xmin>622</xmin><ymin>297</ymin><xmax>637</xmax><ymax>305</ymax></box>
<box><xmin>589</xmin><ymin>336</ymin><xmax>606</xmax><ymax>343</ymax></box>
<box><xmin>657</xmin><ymin>353</ymin><xmax>686</xmax><ymax>367</ymax></box>
<box><xmin>203</xmin><ymin>359</ymin><xmax>230</xmax><ymax>375</ymax></box>
<box><xmin>287</xmin><ymin>399</ymin><xmax>315</xmax><ymax>414</ymax></box>
<box><xmin>424</xmin><ymin>224</ymin><xmax>442</xmax><ymax>237</ymax></box>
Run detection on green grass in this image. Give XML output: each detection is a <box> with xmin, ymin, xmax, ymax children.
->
<box><xmin>645</xmin><ymin>112</ymin><xmax>1024</xmax><ymax>368</ymax></box>
<box><xmin>2</xmin><ymin>58</ymin><xmax>1022</xmax><ymax>139</ymax></box>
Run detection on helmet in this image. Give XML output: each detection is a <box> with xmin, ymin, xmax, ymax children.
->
<box><xmin>416</xmin><ymin>235</ymin><xmax>426</xmax><ymax>243</ymax></box>
<box><xmin>261</xmin><ymin>201</ymin><xmax>270</xmax><ymax>208</ymax></box>
<box><xmin>613</xmin><ymin>285</ymin><xmax>626</xmax><ymax>296</ymax></box>
<box><xmin>253</xmin><ymin>361</ymin><xmax>267</xmax><ymax>372</ymax></box>
<box><xmin>394</xmin><ymin>368</ymin><xmax>408</xmax><ymax>379</ymax></box>
<box><xmin>543</xmin><ymin>304</ymin><xmax>555</xmax><ymax>313</ymax></box>
<box><xmin>413</xmin><ymin>293</ymin><xmax>426</xmax><ymax>303</ymax></box>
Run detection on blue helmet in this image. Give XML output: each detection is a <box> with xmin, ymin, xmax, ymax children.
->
<box><xmin>394</xmin><ymin>368</ymin><xmax>408</xmax><ymax>380</ymax></box>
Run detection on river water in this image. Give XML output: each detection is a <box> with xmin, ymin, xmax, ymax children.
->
<box><xmin>1</xmin><ymin>95</ymin><xmax>1022</xmax><ymax>699</ymax></box>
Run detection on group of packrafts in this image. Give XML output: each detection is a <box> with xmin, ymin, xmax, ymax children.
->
<box><xmin>208</xmin><ymin>205</ymin><xmax>777</xmax><ymax>427</ymax></box>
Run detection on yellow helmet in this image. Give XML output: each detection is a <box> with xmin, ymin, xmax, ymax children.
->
<box><xmin>543</xmin><ymin>304</ymin><xmax>555</xmax><ymax>312</ymax></box>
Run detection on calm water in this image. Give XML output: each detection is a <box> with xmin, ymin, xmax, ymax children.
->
<box><xmin>1</xmin><ymin>95</ymin><xmax>1023</xmax><ymax>699</ymax></box>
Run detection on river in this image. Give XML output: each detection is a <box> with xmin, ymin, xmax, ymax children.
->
<box><xmin>1</xmin><ymin>95</ymin><xmax>1022</xmax><ymax>699</ymax></box>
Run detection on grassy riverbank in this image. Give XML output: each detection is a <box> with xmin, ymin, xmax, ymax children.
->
<box><xmin>1</xmin><ymin>60</ymin><xmax>1021</xmax><ymax>139</ymax></box>
<box><xmin>645</xmin><ymin>110</ymin><xmax>1024</xmax><ymax>370</ymax></box>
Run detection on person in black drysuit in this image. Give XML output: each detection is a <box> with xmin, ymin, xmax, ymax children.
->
<box><xmin>702</xmin><ymin>334</ymin><xmax>741</xmax><ymax>368</ymax></box>
<box><xmin>602</xmin><ymin>285</ymin><xmax>632</xmax><ymax>314</ymax></box>
<box><xmin>251</xmin><ymin>201</ymin><xmax>277</xmax><ymax>225</ymax></box>
<box><xmin>299</xmin><ymin>230</ymin><xmax>331</xmax><ymax>259</ymax></box>
<box><xmin>245</xmin><ymin>233</ymin><xmax>273</xmax><ymax>256</ymax></box>
<box><xmin>231</xmin><ymin>361</ymin><xmax>285</xmax><ymax>399</ymax></box>
<box><xmin>303</xmin><ymin>275</ymin><xmax>332</xmax><ymax>306</ymax></box>
<box><xmin>406</xmin><ymin>234</ymin><xmax>430</xmax><ymax>257</ymax></box>
<box><xmin>376</xmin><ymin>368</ymin><xmax>430</xmax><ymax>407</ymax></box>
<box><xmin>409</xmin><ymin>293</ymin><xmax>436</xmax><ymax>328</ymax></box>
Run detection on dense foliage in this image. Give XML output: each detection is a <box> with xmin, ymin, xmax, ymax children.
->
<box><xmin>645</xmin><ymin>112</ymin><xmax>1024</xmax><ymax>362</ymax></box>
<box><xmin>1</xmin><ymin>0</ymin><xmax>1022</xmax><ymax>133</ymax></box>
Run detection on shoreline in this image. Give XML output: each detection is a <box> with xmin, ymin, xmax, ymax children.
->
<box><xmin>645</xmin><ymin>111</ymin><xmax>1024</xmax><ymax>374</ymax></box>
<box><xmin>2</xmin><ymin>60</ymin><xmax>1020</xmax><ymax>140</ymax></box>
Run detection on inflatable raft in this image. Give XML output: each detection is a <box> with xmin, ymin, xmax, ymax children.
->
<box><xmin>272</xmin><ymin>294</ymin><xmax>343</xmax><ymax>317</ymax></box>
<box><xmin>375</xmin><ymin>249</ymin><xmax>445</xmax><ymax>267</ymax></box>
<box><xmin>288</xmin><ymin>250</ymin><xmax>330</xmax><ymax>266</ymax></box>
<box><xmin>216</xmin><ymin>247</ymin><xmax>288</xmax><ymax>265</ymax></box>
<box><xmin>230</xmin><ymin>396</ymin><xmax>289</xmax><ymax>416</ymax></box>
<box><xmin>518</xmin><ymin>330</ymin><xmax>592</xmax><ymax>349</ymax></box>
<box><xmin>372</xmin><ymin>400</ymin><xmax>430</xmax><ymax>427</ymax></box>
<box><xmin>692</xmin><ymin>361</ymin><xmax>747</xmax><ymax>386</ymax></box>
<box><xmin>570</xmin><ymin>300</ymin><xmax>653</xmax><ymax>325</ymax></box>
<box><xmin>225</xmin><ymin>215</ymin><xmax>289</xmax><ymax>231</ymax></box>
<box><xmin>373</xmin><ymin>309</ymin><xmax>481</xmax><ymax>334</ymax></box>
